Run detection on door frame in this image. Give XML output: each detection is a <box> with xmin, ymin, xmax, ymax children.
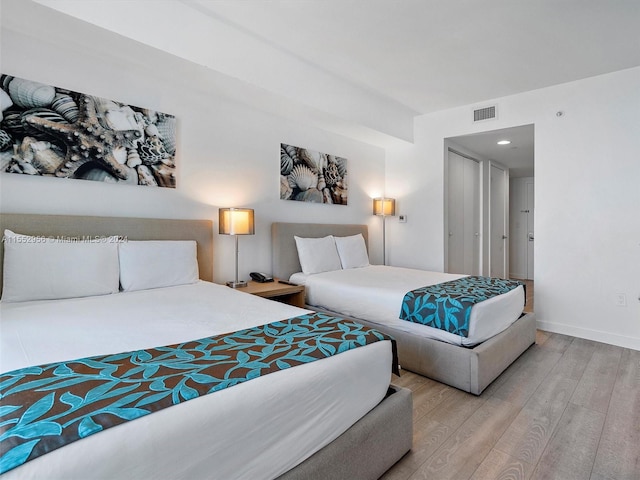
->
<box><xmin>525</xmin><ymin>178</ymin><xmax>535</xmax><ymax>279</ymax></box>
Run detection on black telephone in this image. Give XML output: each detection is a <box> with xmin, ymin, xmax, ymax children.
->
<box><xmin>250</xmin><ymin>272</ymin><xmax>274</xmax><ymax>283</ymax></box>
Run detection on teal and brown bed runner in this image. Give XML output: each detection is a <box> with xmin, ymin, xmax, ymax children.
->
<box><xmin>0</xmin><ymin>313</ymin><xmax>396</xmax><ymax>474</ymax></box>
<box><xmin>399</xmin><ymin>276</ymin><xmax>523</xmax><ymax>337</ymax></box>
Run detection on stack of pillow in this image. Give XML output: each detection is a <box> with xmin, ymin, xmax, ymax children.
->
<box><xmin>294</xmin><ymin>233</ymin><xmax>369</xmax><ymax>275</ymax></box>
<box><xmin>1</xmin><ymin>230</ymin><xmax>198</xmax><ymax>303</ymax></box>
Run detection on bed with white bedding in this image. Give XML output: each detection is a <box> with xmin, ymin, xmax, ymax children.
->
<box><xmin>0</xmin><ymin>214</ymin><xmax>412</xmax><ymax>480</ymax></box>
<box><xmin>272</xmin><ymin>222</ymin><xmax>537</xmax><ymax>395</ymax></box>
<box><xmin>290</xmin><ymin>266</ymin><xmax>525</xmax><ymax>347</ymax></box>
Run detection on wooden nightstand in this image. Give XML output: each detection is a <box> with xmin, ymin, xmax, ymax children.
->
<box><xmin>242</xmin><ymin>280</ymin><xmax>306</xmax><ymax>308</ymax></box>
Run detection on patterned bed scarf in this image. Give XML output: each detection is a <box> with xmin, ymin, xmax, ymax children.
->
<box><xmin>399</xmin><ymin>276</ymin><xmax>524</xmax><ymax>337</ymax></box>
<box><xmin>0</xmin><ymin>313</ymin><xmax>397</xmax><ymax>474</ymax></box>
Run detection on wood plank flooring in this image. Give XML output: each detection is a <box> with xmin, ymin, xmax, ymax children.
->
<box><xmin>383</xmin><ymin>331</ymin><xmax>640</xmax><ymax>480</ymax></box>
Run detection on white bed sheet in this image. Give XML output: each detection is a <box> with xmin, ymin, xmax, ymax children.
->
<box><xmin>0</xmin><ymin>281</ymin><xmax>392</xmax><ymax>480</ymax></box>
<box><xmin>290</xmin><ymin>266</ymin><xmax>524</xmax><ymax>347</ymax></box>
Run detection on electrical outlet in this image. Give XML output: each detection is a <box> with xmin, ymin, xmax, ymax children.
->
<box><xmin>398</xmin><ymin>215</ymin><xmax>407</xmax><ymax>223</ymax></box>
<box><xmin>614</xmin><ymin>293</ymin><xmax>627</xmax><ymax>307</ymax></box>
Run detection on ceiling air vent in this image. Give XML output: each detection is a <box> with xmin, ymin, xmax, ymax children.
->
<box><xmin>473</xmin><ymin>105</ymin><xmax>497</xmax><ymax>122</ymax></box>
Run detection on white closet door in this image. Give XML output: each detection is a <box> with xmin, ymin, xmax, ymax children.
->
<box><xmin>490</xmin><ymin>164</ymin><xmax>508</xmax><ymax>278</ymax></box>
<box><xmin>447</xmin><ymin>152</ymin><xmax>464</xmax><ymax>274</ymax></box>
<box><xmin>447</xmin><ymin>151</ymin><xmax>480</xmax><ymax>275</ymax></box>
<box><xmin>463</xmin><ymin>156</ymin><xmax>481</xmax><ymax>275</ymax></box>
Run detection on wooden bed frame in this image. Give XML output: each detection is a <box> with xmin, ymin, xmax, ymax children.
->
<box><xmin>271</xmin><ymin>222</ymin><xmax>537</xmax><ymax>395</ymax></box>
<box><xmin>0</xmin><ymin>213</ymin><xmax>412</xmax><ymax>480</ymax></box>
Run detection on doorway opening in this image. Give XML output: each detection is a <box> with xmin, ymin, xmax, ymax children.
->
<box><xmin>444</xmin><ymin>124</ymin><xmax>535</xmax><ymax>286</ymax></box>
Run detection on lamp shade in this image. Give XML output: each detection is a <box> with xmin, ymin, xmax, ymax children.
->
<box><xmin>372</xmin><ymin>198</ymin><xmax>396</xmax><ymax>216</ymax></box>
<box><xmin>219</xmin><ymin>208</ymin><xmax>255</xmax><ymax>235</ymax></box>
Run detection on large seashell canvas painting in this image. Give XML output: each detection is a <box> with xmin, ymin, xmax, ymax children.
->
<box><xmin>280</xmin><ymin>143</ymin><xmax>348</xmax><ymax>205</ymax></box>
<box><xmin>0</xmin><ymin>73</ymin><xmax>177</xmax><ymax>188</ymax></box>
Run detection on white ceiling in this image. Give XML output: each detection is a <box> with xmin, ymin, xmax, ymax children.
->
<box><xmin>448</xmin><ymin>124</ymin><xmax>535</xmax><ymax>177</ymax></box>
<box><xmin>18</xmin><ymin>0</ymin><xmax>640</xmax><ymax>149</ymax></box>
<box><xmin>186</xmin><ymin>0</ymin><xmax>636</xmax><ymax>175</ymax></box>
<box><xmin>189</xmin><ymin>0</ymin><xmax>640</xmax><ymax>114</ymax></box>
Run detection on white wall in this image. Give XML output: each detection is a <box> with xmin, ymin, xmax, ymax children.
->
<box><xmin>0</xmin><ymin>18</ymin><xmax>386</xmax><ymax>283</ymax></box>
<box><xmin>386</xmin><ymin>67</ymin><xmax>640</xmax><ymax>350</ymax></box>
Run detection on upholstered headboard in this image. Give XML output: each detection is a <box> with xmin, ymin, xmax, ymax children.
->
<box><xmin>0</xmin><ymin>214</ymin><xmax>214</xmax><ymax>293</ymax></box>
<box><xmin>271</xmin><ymin>222</ymin><xmax>368</xmax><ymax>281</ymax></box>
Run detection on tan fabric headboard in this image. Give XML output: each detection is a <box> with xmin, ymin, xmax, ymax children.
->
<box><xmin>271</xmin><ymin>222</ymin><xmax>368</xmax><ymax>281</ymax></box>
<box><xmin>0</xmin><ymin>214</ymin><xmax>214</xmax><ymax>293</ymax></box>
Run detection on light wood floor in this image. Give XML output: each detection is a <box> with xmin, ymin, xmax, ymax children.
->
<box><xmin>383</xmin><ymin>330</ymin><xmax>640</xmax><ymax>480</ymax></box>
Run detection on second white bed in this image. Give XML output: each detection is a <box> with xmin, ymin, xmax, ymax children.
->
<box><xmin>0</xmin><ymin>281</ymin><xmax>392</xmax><ymax>480</ymax></box>
<box><xmin>290</xmin><ymin>265</ymin><xmax>525</xmax><ymax>347</ymax></box>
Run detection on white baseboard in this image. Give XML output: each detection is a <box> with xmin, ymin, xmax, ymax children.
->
<box><xmin>536</xmin><ymin>320</ymin><xmax>640</xmax><ymax>351</ymax></box>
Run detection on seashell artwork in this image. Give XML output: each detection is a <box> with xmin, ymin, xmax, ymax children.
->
<box><xmin>32</xmin><ymin>146</ymin><xmax>65</xmax><ymax>174</ymax></box>
<box><xmin>16</xmin><ymin>137</ymin><xmax>65</xmax><ymax>174</ymax></box>
<box><xmin>137</xmin><ymin>164</ymin><xmax>158</xmax><ymax>186</ymax></box>
<box><xmin>295</xmin><ymin>187</ymin><xmax>323</xmax><ymax>203</ymax></box>
<box><xmin>280</xmin><ymin>145</ymin><xmax>294</xmax><ymax>175</ymax></box>
<box><xmin>79</xmin><ymin>165</ymin><xmax>138</xmax><ymax>185</ymax></box>
<box><xmin>20</xmin><ymin>108</ymin><xmax>69</xmax><ymax>140</ymax></box>
<box><xmin>150</xmin><ymin>163</ymin><xmax>176</xmax><ymax>188</ymax></box>
<box><xmin>126</xmin><ymin>149</ymin><xmax>142</xmax><ymax>168</ymax></box>
<box><xmin>0</xmin><ymin>73</ymin><xmax>177</xmax><ymax>187</ymax></box>
<box><xmin>155</xmin><ymin>114</ymin><xmax>176</xmax><ymax>155</ymax></box>
<box><xmin>280</xmin><ymin>143</ymin><xmax>348</xmax><ymax>205</ymax></box>
<box><xmin>51</xmin><ymin>93</ymin><xmax>79</xmax><ymax>123</ymax></box>
<box><xmin>112</xmin><ymin>145</ymin><xmax>128</xmax><ymax>165</ymax></box>
<box><xmin>139</xmin><ymin>135</ymin><xmax>170</xmax><ymax>164</ymax></box>
<box><xmin>288</xmin><ymin>164</ymin><xmax>317</xmax><ymax>191</ymax></box>
<box><xmin>145</xmin><ymin>124</ymin><xmax>159</xmax><ymax>137</ymax></box>
<box><xmin>2</xmin><ymin>113</ymin><xmax>24</xmax><ymax>136</ymax></box>
<box><xmin>298</xmin><ymin>148</ymin><xmax>324</xmax><ymax>173</ymax></box>
<box><xmin>0</xmin><ymin>129</ymin><xmax>12</xmax><ymax>152</ymax></box>
<box><xmin>6</xmin><ymin>158</ymin><xmax>39</xmax><ymax>175</ymax></box>
<box><xmin>324</xmin><ymin>161</ymin><xmax>340</xmax><ymax>186</ymax></box>
<box><xmin>7</xmin><ymin>77</ymin><xmax>56</xmax><ymax>109</ymax></box>
<box><xmin>283</xmin><ymin>144</ymin><xmax>300</xmax><ymax>164</ymax></box>
<box><xmin>79</xmin><ymin>167</ymin><xmax>120</xmax><ymax>183</ymax></box>
<box><xmin>328</xmin><ymin>155</ymin><xmax>347</xmax><ymax>178</ymax></box>
<box><xmin>0</xmin><ymin>89</ymin><xmax>13</xmax><ymax>122</ymax></box>
<box><xmin>322</xmin><ymin>188</ymin><xmax>333</xmax><ymax>204</ymax></box>
<box><xmin>280</xmin><ymin>175</ymin><xmax>292</xmax><ymax>200</ymax></box>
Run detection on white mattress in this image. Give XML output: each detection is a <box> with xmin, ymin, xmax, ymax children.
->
<box><xmin>290</xmin><ymin>266</ymin><xmax>524</xmax><ymax>347</ymax></box>
<box><xmin>0</xmin><ymin>281</ymin><xmax>392</xmax><ymax>480</ymax></box>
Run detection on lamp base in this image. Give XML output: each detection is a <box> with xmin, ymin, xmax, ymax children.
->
<box><xmin>226</xmin><ymin>280</ymin><xmax>248</xmax><ymax>288</ymax></box>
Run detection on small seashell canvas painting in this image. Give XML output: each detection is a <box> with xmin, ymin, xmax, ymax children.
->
<box><xmin>0</xmin><ymin>74</ymin><xmax>177</xmax><ymax>188</ymax></box>
<box><xmin>280</xmin><ymin>143</ymin><xmax>348</xmax><ymax>205</ymax></box>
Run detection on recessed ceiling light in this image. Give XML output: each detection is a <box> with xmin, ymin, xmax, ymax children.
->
<box><xmin>497</xmin><ymin>140</ymin><xmax>511</xmax><ymax>145</ymax></box>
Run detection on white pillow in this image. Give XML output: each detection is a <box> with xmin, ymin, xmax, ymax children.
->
<box><xmin>1</xmin><ymin>229</ymin><xmax>120</xmax><ymax>303</ymax></box>
<box><xmin>118</xmin><ymin>240</ymin><xmax>199</xmax><ymax>292</ymax></box>
<box><xmin>334</xmin><ymin>234</ymin><xmax>370</xmax><ymax>269</ymax></box>
<box><xmin>294</xmin><ymin>235</ymin><xmax>342</xmax><ymax>275</ymax></box>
